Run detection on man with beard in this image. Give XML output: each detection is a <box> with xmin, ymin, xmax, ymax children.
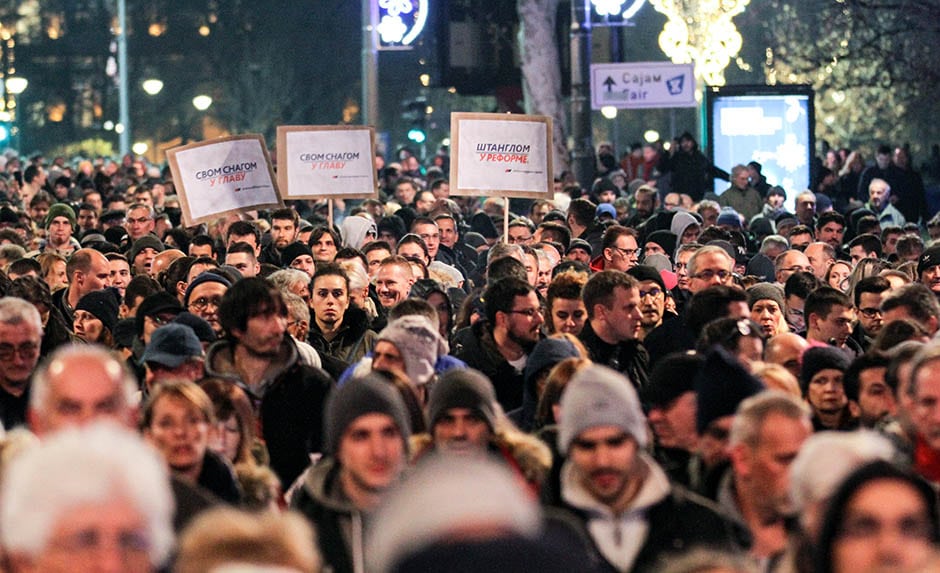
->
<box><xmin>260</xmin><ymin>208</ymin><xmax>299</xmax><ymax>265</ymax></box>
<box><xmin>627</xmin><ymin>265</ymin><xmax>669</xmax><ymax>341</ymax></box>
<box><xmin>546</xmin><ymin>364</ymin><xmax>743</xmax><ymax>571</ymax></box>
<box><xmin>204</xmin><ymin>277</ymin><xmax>334</xmax><ymax>487</ymax></box>
<box><xmin>578</xmin><ymin>270</ymin><xmax>649</xmax><ymax>389</ymax></box>
<box><xmin>721</xmin><ymin>392</ymin><xmax>812</xmax><ymax>560</ymax></box>
<box><xmin>843</xmin><ymin>352</ymin><xmax>895</xmax><ymax>428</ymax></box>
<box><xmin>409</xmin><ymin>369</ymin><xmax>551</xmax><ymax>494</ymax></box>
<box><xmin>452</xmin><ymin>277</ymin><xmax>543</xmax><ymax>412</ymax></box>
<box><xmin>815</xmin><ymin>211</ymin><xmax>846</xmax><ymax>252</ymax></box>
<box><xmin>850</xmin><ymin>276</ymin><xmax>890</xmax><ymax>352</ymax></box>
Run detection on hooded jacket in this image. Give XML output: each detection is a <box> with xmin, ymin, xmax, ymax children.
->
<box><xmin>292</xmin><ymin>458</ymin><xmax>369</xmax><ymax>573</ymax></box>
<box><xmin>409</xmin><ymin>430</ymin><xmax>551</xmax><ymax>497</ymax></box>
<box><xmin>205</xmin><ymin>336</ymin><xmax>334</xmax><ymax>487</ymax></box>
<box><xmin>553</xmin><ymin>453</ymin><xmax>747</xmax><ymax>572</ymax></box>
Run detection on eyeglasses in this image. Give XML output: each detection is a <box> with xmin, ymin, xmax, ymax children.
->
<box><xmin>126</xmin><ymin>216</ymin><xmax>152</xmax><ymax>225</ymax></box>
<box><xmin>691</xmin><ymin>269</ymin><xmax>731</xmax><ymax>281</ymax></box>
<box><xmin>189</xmin><ymin>296</ymin><xmax>223</xmax><ymax>311</ymax></box>
<box><xmin>0</xmin><ymin>342</ymin><xmax>39</xmax><ymax>361</ymax></box>
<box><xmin>858</xmin><ymin>307</ymin><xmax>883</xmax><ymax>319</ymax></box>
<box><xmin>782</xmin><ymin>265</ymin><xmax>814</xmax><ymax>274</ymax></box>
<box><xmin>611</xmin><ymin>246</ymin><xmax>640</xmax><ymax>258</ymax></box>
<box><xmin>506</xmin><ymin>308</ymin><xmax>543</xmax><ymax>318</ymax></box>
<box><xmin>638</xmin><ymin>287</ymin><xmax>663</xmax><ymax>299</ymax></box>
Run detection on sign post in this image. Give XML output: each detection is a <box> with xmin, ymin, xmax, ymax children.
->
<box><xmin>590</xmin><ymin>62</ymin><xmax>697</xmax><ymax>109</ymax></box>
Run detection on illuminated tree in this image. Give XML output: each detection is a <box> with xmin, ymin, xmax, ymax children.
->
<box><xmin>759</xmin><ymin>0</ymin><xmax>940</xmax><ymax>151</ymax></box>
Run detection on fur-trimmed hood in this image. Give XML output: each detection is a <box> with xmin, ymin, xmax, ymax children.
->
<box><xmin>409</xmin><ymin>428</ymin><xmax>552</xmax><ymax>491</ymax></box>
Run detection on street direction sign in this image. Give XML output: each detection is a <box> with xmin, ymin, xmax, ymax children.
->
<box><xmin>591</xmin><ymin>62</ymin><xmax>697</xmax><ymax>110</ymax></box>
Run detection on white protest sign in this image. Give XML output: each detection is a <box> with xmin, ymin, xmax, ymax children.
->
<box><xmin>167</xmin><ymin>134</ymin><xmax>282</xmax><ymax>226</ymax></box>
<box><xmin>449</xmin><ymin>112</ymin><xmax>553</xmax><ymax>198</ymax></box>
<box><xmin>276</xmin><ymin>126</ymin><xmax>378</xmax><ymax>199</ymax></box>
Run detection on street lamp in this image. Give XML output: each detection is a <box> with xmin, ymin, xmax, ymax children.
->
<box><xmin>142</xmin><ymin>78</ymin><xmax>163</xmax><ymax>96</ymax></box>
<box><xmin>192</xmin><ymin>95</ymin><xmax>212</xmax><ymax>111</ymax></box>
<box><xmin>5</xmin><ymin>77</ymin><xmax>27</xmax><ymax>95</ymax></box>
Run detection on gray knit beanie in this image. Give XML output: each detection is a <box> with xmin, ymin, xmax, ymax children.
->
<box><xmin>378</xmin><ymin>315</ymin><xmax>449</xmax><ymax>386</ymax></box>
<box><xmin>324</xmin><ymin>373</ymin><xmax>411</xmax><ymax>456</ymax></box>
<box><xmin>427</xmin><ymin>369</ymin><xmax>498</xmax><ymax>431</ymax></box>
<box><xmin>747</xmin><ymin>283</ymin><xmax>785</xmax><ymax>311</ymax></box>
<box><xmin>558</xmin><ymin>364</ymin><xmax>647</xmax><ymax>454</ymax></box>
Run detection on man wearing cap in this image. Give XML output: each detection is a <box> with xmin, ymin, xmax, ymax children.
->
<box><xmin>184</xmin><ymin>272</ymin><xmax>231</xmax><ymax>337</ymax></box>
<box><xmin>547</xmin><ymin>364</ymin><xmax>743</xmax><ymax>571</ymax></box>
<box><xmin>413</xmin><ymin>368</ymin><xmax>550</xmax><ymax>492</ymax></box>
<box><xmin>719</xmin><ymin>165</ymin><xmax>762</xmax><ymax>220</ymax></box>
<box><xmin>627</xmin><ymin>265</ymin><xmax>669</xmax><ymax>341</ymax></box>
<box><xmin>128</xmin><ymin>235</ymin><xmax>165</xmax><ymax>276</ymax></box>
<box><xmin>578</xmin><ymin>270</ymin><xmax>648</xmax><ymax>388</ymax></box>
<box><xmin>281</xmin><ymin>241</ymin><xmax>316</xmax><ymax>277</ymax></box>
<box><xmin>372</xmin><ymin>315</ymin><xmax>448</xmax><ymax>393</ymax></box>
<box><xmin>50</xmin><ymin>248</ymin><xmax>111</xmax><ymax>329</ymax></box>
<box><xmin>566</xmin><ymin>238</ymin><xmax>592</xmax><ymax>264</ymax></box>
<box><xmin>291</xmin><ymin>374</ymin><xmax>410</xmax><ymax>573</ymax></box>
<box><xmin>40</xmin><ymin>203</ymin><xmax>81</xmax><ymax>257</ymax></box>
<box><xmin>800</xmin><ymin>345</ymin><xmax>857</xmax><ymax>431</ymax></box>
<box><xmin>918</xmin><ymin>244</ymin><xmax>940</xmax><ymax>297</ymax></box>
<box><xmin>141</xmin><ymin>323</ymin><xmax>205</xmax><ymax>391</ymax></box>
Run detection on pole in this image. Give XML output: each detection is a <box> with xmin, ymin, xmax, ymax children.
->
<box><xmin>361</xmin><ymin>0</ymin><xmax>379</xmax><ymax>127</ymax></box>
<box><xmin>569</xmin><ymin>0</ymin><xmax>594</xmax><ymax>192</ymax></box>
<box><xmin>118</xmin><ymin>0</ymin><xmax>130</xmax><ymax>156</ymax></box>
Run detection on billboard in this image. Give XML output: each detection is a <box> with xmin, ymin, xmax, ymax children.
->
<box><xmin>706</xmin><ymin>85</ymin><xmax>815</xmax><ymax>213</ymax></box>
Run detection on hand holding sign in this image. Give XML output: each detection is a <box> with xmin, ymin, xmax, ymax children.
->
<box><xmin>167</xmin><ymin>134</ymin><xmax>282</xmax><ymax>227</ymax></box>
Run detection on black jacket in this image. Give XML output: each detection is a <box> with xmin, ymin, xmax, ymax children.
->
<box><xmin>307</xmin><ymin>305</ymin><xmax>377</xmax><ymax>367</ymax></box>
<box><xmin>291</xmin><ymin>459</ymin><xmax>364</xmax><ymax>573</ymax></box>
<box><xmin>452</xmin><ymin>321</ymin><xmax>527</xmax><ymax>412</ymax></box>
<box><xmin>205</xmin><ymin>337</ymin><xmax>334</xmax><ymax>487</ymax></box>
<box><xmin>578</xmin><ymin>321</ymin><xmax>649</xmax><ymax>389</ymax></box>
<box><xmin>553</xmin><ymin>483</ymin><xmax>747</xmax><ymax>572</ymax></box>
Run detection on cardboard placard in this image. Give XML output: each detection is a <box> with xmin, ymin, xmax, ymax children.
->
<box><xmin>276</xmin><ymin>125</ymin><xmax>379</xmax><ymax>200</ymax></box>
<box><xmin>449</xmin><ymin>112</ymin><xmax>553</xmax><ymax>198</ymax></box>
<box><xmin>167</xmin><ymin>134</ymin><xmax>282</xmax><ymax>226</ymax></box>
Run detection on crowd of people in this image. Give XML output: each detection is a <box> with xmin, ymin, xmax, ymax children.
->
<box><xmin>0</xmin><ymin>136</ymin><xmax>939</xmax><ymax>572</ymax></box>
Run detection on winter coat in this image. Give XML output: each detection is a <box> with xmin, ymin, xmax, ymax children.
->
<box><xmin>291</xmin><ymin>458</ymin><xmax>368</xmax><ymax>573</ymax></box>
<box><xmin>578</xmin><ymin>320</ymin><xmax>649</xmax><ymax>389</ymax></box>
<box><xmin>205</xmin><ymin>336</ymin><xmax>334</xmax><ymax>487</ymax></box>
<box><xmin>452</xmin><ymin>321</ymin><xmax>528</xmax><ymax>412</ymax></box>
<box><xmin>308</xmin><ymin>305</ymin><xmax>377</xmax><ymax>367</ymax></box>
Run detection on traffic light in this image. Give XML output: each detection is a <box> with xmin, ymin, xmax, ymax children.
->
<box><xmin>402</xmin><ymin>98</ymin><xmax>427</xmax><ymax>144</ymax></box>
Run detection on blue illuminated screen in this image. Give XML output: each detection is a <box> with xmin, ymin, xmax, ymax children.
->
<box><xmin>710</xmin><ymin>94</ymin><xmax>812</xmax><ymax>213</ymax></box>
